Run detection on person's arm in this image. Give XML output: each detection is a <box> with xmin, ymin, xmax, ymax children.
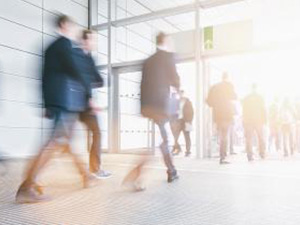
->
<box><xmin>89</xmin><ymin>54</ymin><xmax>104</xmax><ymax>88</ymax></box>
<box><xmin>59</xmin><ymin>39</ymin><xmax>92</xmax><ymax>98</ymax></box>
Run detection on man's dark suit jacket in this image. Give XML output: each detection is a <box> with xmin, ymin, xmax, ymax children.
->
<box><xmin>140</xmin><ymin>50</ymin><xmax>180</xmax><ymax>122</ymax></box>
<box><xmin>73</xmin><ymin>48</ymin><xmax>104</xmax><ymax>89</ymax></box>
<box><xmin>207</xmin><ymin>81</ymin><xmax>237</xmax><ymax>125</ymax></box>
<box><xmin>42</xmin><ymin>36</ymin><xmax>91</xmax><ymax>112</ymax></box>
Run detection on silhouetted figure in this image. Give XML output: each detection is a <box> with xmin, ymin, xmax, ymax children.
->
<box><xmin>280</xmin><ymin>97</ymin><xmax>295</xmax><ymax>157</ymax></box>
<box><xmin>242</xmin><ymin>84</ymin><xmax>266</xmax><ymax>161</ymax></box>
<box><xmin>268</xmin><ymin>97</ymin><xmax>281</xmax><ymax>152</ymax></box>
<box><xmin>171</xmin><ymin>90</ymin><xmax>194</xmax><ymax>157</ymax></box>
<box><xmin>16</xmin><ymin>15</ymin><xmax>93</xmax><ymax>203</ymax></box>
<box><xmin>123</xmin><ymin>32</ymin><xmax>180</xmax><ymax>190</ymax></box>
<box><xmin>75</xmin><ymin>30</ymin><xmax>111</xmax><ymax>179</ymax></box>
<box><xmin>294</xmin><ymin>98</ymin><xmax>300</xmax><ymax>152</ymax></box>
<box><xmin>207</xmin><ymin>73</ymin><xmax>237</xmax><ymax>164</ymax></box>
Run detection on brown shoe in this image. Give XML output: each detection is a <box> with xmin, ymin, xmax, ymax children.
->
<box><xmin>16</xmin><ymin>185</ymin><xmax>50</xmax><ymax>204</ymax></box>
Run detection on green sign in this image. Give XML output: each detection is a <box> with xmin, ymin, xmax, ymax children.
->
<box><xmin>204</xmin><ymin>26</ymin><xmax>213</xmax><ymax>50</ymax></box>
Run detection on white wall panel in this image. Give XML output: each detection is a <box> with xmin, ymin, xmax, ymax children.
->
<box><xmin>0</xmin><ymin>0</ymin><xmax>42</xmax><ymax>31</ymax></box>
<box><xmin>98</xmin><ymin>0</ymin><xmax>108</xmax><ymax>17</ymax></box>
<box><xmin>0</xmin><ymin>127</ymin><xmax>42</xmax><ymax>157</ymax></box>
<box><xmin>43</xmin><ymin>11</ymin><xmax>59</xmax><ymax>36</ymax></box>
<box><xmin>0</xmin><ymin>74</ymin><xmax>41</xmax><ymax>104</ymax></box>
<box><xmin>0</xmin><ymin>19</ymin><xmax>42</xmax><ymax>55</ymax></box>
<box><xmin>44</xmin><ymin>0</ymin><xmax>88</xmax><ymax>27</ymax></box>
<box><xmin>71</xmin><ymin>0</ymin><xmax>88</xmax><ymax>7</ymax></box>
<box><xmin>98</xmin><ymin>35</ymin><xmax>108</xmax><ymax>54</ymax></box>
<box><xmin>22</xmin><ymin>0</ymin><xmax>43</xmax><ymax>8</ymax></box>
<box><xmin>0</xmin><ymin>101</ymin><xmax>42</xmax><ymax>128</ymax></box>
<box><xmin>0</xmin><ymin>46</ymin><xmax>41</xmax><ymax>79</ymax></box>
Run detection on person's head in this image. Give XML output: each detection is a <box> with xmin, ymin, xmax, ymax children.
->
<box><xmin>56</xmin><ymin>15</ymin><xmax>78</xmax><ymax>40</ymax></box>
<box><xmin>156</xmin><ymin>32</ymin><xmax>167</xmax><ymax>48</ymax></box>
<box><xmin>81</xmin><ymin>29</ymin><xmax>97</xmax><ymax>52</ymax></box>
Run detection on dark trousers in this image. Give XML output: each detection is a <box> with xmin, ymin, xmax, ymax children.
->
<box><xmin>21</xmin><ymin>109</ymin><xmax>87</xmax><ymax>187</ymax></box>
<box><xmin>245</xmin><ymin>124</ymin><xmax>266</xmax><ymax>160</ymax></box>
<box><xmin>171</xmin><ymin>119</ymin><xmax>191</xmax><ymax>153</ymax></box>
<box><xmin>80</xmin><ymin>112</ymin><xmax>101</xmax><ymax>173</ymax></box>
<box><xmin>217</xmin><ymin>121</ymin><xmax>231</xmax><ymax>161</ymax></box>
<box><xmin>157</xmin><ymin>120</ymin><xmax>176</xmax><ymax>174</ymax></box>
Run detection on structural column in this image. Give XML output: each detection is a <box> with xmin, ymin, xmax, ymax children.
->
<box><xmin>195</xmin><ymin>2</ymin><xmax>202</xmax><ymax>159</ymax></box>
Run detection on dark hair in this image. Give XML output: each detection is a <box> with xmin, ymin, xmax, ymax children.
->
<box><xmin>56</xmin><ymin>15</ymin><xmax>74</xmax><ymax>28</ymax></box>
<box><xmin>156</xmin><ymin>32</ymin><xmax>167</xmax><ymax>46</ymax></box>
<box><xmin>82</xmin><ymin>29</ymin><xmax>94</xmax><ymax>40</ymax></box>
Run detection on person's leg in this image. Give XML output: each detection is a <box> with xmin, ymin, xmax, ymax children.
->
<box><xmin>80</xmin><ymin>112</ymin><xmax>101</xmax><ymax>173</ymax></box>
<box><xmin>170</xmin><ymin>120</ymin><xmax>181</xmax><ymax>153</ymax></box>
<box><xmin>245</xmin><ymin>125</ymin><xmax>254</xmax><ymax>161</ymax></box>
<box><xmin>256</xmin><ymin>125</ymin><xmax>266</xmax><ymax>159</ymax></box>
<box><xmin>282</xmin><ymin>125</ymin><xmax>288</xmax><ymax>156</ymax></box>
<box><xmin>218</xmin><ymin>122</ymin><xmax>229</xmax><ymax>163</ymax></box>
<box><xmin>183</xmin><ymin>131</ymin><xmax>191</xmax><ymax>156</ymax></box>
<box><xmin>229</xmin><ymin>124</ymin><xmax>235</xmax><ymax>154</ymax></box>
<box><xmin>157</xmin><ymin>121</ymin><xmax>176</xmax><ymax>174</ymax></box>
<box><xmin>288</xmin><ymin>126</ymin><xmax>294</xmax><ymax>155</ymax></box>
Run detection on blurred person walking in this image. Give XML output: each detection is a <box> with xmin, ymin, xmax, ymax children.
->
<box><xmin>268</xmin><ymin>97</ymin><xmax>281</xmax><ymax>152</ymax></box>
<box><xmin>122</xmin><ymin>32</ymin><xmax>180</xmax><ymax>190</ymax></box>
<box><xmin>294</xmin><ymin>98</ymin><xmax>300</xmax><ymax>152</ymax></box>
<box><xmin>280</xmin><ymin>97</ymin><xmax>296</xmax><ymax>157</ymax></box>
<box><xmin>207</xmin><ymin>72</ymin><xmax>237</xmax><ymax>164</ymax></box>
<box><xmin>75</xmin><ymin>29</ymin><xmax>111</xmax><ymax>179</ymax></box>
<box><xmin>242</xmin><ymin>84</ymin><xmax>267</xmax><ymax>161</ymax></box>
<box><xmin>16</xmin><ymin>15</ymin><xmax>93</xmax><ymax>203</ymax></box>
<box><xmin>170</xmin><ymin>90</ymin><xmax>194</xmax><ymax>157</ymax></box>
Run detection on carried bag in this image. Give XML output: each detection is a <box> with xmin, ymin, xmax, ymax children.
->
<box><xmin>65</xmin><ymin>79</ymin><xmax>88</xmax><ymax>112</ymax></box>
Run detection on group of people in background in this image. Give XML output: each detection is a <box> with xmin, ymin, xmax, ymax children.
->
<box><xmin>207</xmin><ymin>72</ymin><xmax>300</xmax><ymax>164</ymax></box>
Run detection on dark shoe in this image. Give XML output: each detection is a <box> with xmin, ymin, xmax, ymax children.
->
<box><xmin>220</xmin><ymin>160</ymin><xmax>230</xmax><ymax>165</ymax></box>
<box><xmin>260</xmin><ymin>154</ymin><xmax>266</xmax><ymax>160</ymax></box>
<box><xmin>16</xmin><ymin>186</ymin><xmax>50</xmax><ymax>204</ymax></box>
<box><xmin>248</xmin><ymin>157</ymin><xmax>254</xmax><ymax>162</ymax></box>
<box><xmin>185</xmin><ymin>152</ymin><xmax>191</xmax><ymax>157</ymax></box>
<box><xmin>167</xmin><ymin>171</ymin><xmax>179</xmax><ymax>183</ymax></box>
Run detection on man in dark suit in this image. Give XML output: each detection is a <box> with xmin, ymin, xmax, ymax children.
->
<box><xmin>242</xmin><ymin>84</ymin><xmax>267</xmax><ymax>161</ymax></box>
<box><xmin>207</xmin><ymin>73</ymin><xmax>237</xmax><ymax>164</ymax></box>
<box><xmin>123</xmin><ymin>32</ymin><xmax>179</xmax><ymax>189</ymax></box>
<box><xmin>16</xmin><ymin>15</ymin><xmax>92</xmax><ymax>203</ymax></box>
<box><xmin>171</xmin><ymin>90</ymin><xmax>194</xmax><ymax>157</ymax></box>
<box><xmin>75</xmin><ymin>29</ymin><xmax>111</xmax><ymax>179</ymax></box>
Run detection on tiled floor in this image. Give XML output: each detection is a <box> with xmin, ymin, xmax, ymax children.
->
<box><xmin>1</xmin><ymin>152</ymin><xmax>300</xmax><ymax>225</ymax></box>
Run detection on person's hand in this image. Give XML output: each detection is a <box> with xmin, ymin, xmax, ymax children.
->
<box><xmin>89</xmin><ymin>99</ymin><xmax>102</xmax><ymax>113</ymax></box>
